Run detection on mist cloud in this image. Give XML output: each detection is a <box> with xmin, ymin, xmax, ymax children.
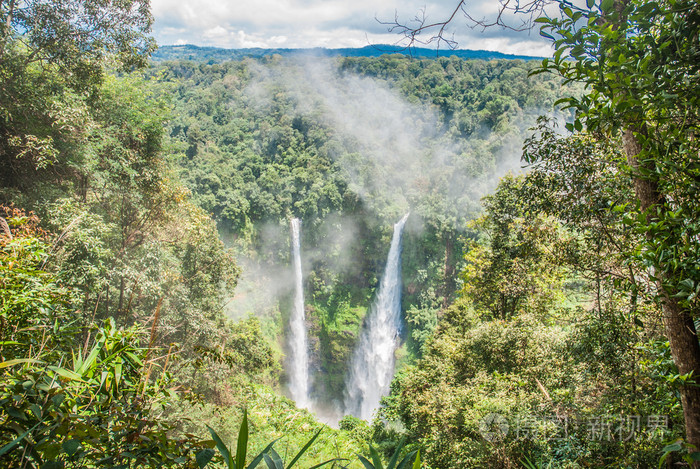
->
<box><xmin>225</xmin><ymin>56</ymin><xmax>549</xmax><ymax>323</ymax></box>
<box><xmin>244</xmin><ymin>58</ymin><xmax>537</xmax><ymax>227</ymax></box>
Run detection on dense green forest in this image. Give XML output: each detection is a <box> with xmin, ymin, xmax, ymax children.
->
<box><xmin>147</xmin><ymin>53</ymin><xmax>571</xmax><ymax>409</ymax></box>
<box><xmin>2</xmin><ymin>0</ymin><xmax>700</xmax><ymax>468</ymax></box>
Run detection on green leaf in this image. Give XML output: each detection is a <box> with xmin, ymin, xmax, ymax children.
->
<box><xmin>540</xmin><ymin>30</ymin><xmax>555</xmax><ymax>41</ymax></box>
<box><xmin>369</xmin><ymin>445</ymin><xmax>384</xmax><ymax>469</ymax></box>
<box><xmin>206</xmin><ymin>425</ymin><xmax>232</xmax><ymax>468</ymax></box>
<box><xmin>601</xmin><ymin>0</ymin><xmax>614</xmax><ymax>12</ymax></box>
<box><xmin>248</xmin><ymin>439</ymin><xmax>280</xmax><ymax>469</ymax></box>
<box><xmin>286</xmin><ymin>428</ymin><xmax>323</xmax><ymax>469</ymax></box>
<box><xmin>114</xmin><ymin>362</ymin><xmax>122</xmax><ymax>389</ymax></box>
<box><xmin>264</xmin><ymin>447</ymin><xmax>284</xmax><ymax>469</ymax></box>
<box><xmin>0</xmin><ymin>358</ymin><xmax>43</xmax><ymax>369</ymax></box>
<box><xmin>51</xmin><ymin>394</ymin><xmax>65</xmax><ymax>407</ymax></box>
<box><xmin>662</xmin><ymin>442</ymin><xmax>683</xmax><ymax>453</ymax></box>
<box><xmin>196</xmin><ymin>448</ymin><xmax>216</xmax><ymax>468</ymax></box>
<box><xmin>124</xmin><ymin>351</ymin><xmax>143</xmax><ymax>367</ymax></box>
<box><xmin>396</xmin><ymin>451</ymin><xmax>418</xmax><ymax>469</ymax></box>
<box><xmin>412</xmin><ymin>451</ymin><xmax>421</xmax><ymax>469</ymax></box>
<box><xmin>235</xmin><ymin>410</ymin><xmax>249</xmax><ymax>469</ymax></box>
<box><xmin>309</xmin><ymin>458</ymin><xmax>348</xmax><ymax>469</ymax></box>
<box><xmin>263</xmin><ymin>455</ymin><xmax>276</xmax><ymax>469</ymax></box>
<box><xmin>586</xmin><ymin>0</ymin><xmax>595</xmax><ymax>8</ymax></box>
<box><xmin>387</xmin><ymin>437</ymin><xmax>406</xmax><ymax>469</ymax></box>
<box><xmin>40</xmin><ymin>461</ymin><xmax>64</xmax><ymax>469</ymax></box>
<box><xmin>62</xmin><ymin>438</ymin><xmax>81</xmax><ymax>456</ymax></box>
<box><xmin>554</xmin><ymin>97</ymin><xmax>575</xmax><ymax>107</ymax></box>
<box><xmin>77</xmin><ymin>340</ymin><xmax>103</xmax><ymax>374</ymax></box>
<box><xmin>358</xmin><ymin>455</ymin><xmax>376</xmax><ymax>469</ymax></box>
<box><xmin>48</xmin><ymin>366</ymin><xmax>86</xmax><ymax>383</ymax></box>
<box><xmin>0</xmin><ymin>420</ymin><xmax>43</xmax><ymax>457</ymax></box>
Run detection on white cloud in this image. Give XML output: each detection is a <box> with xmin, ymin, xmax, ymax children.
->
<box><xmin>151</xmin><ymin>0</ymin><xmax>553</xmax><ymax>55</ymax></box>
<box><xmin>269</xmin><ymin>36</ymin><xmax>288</xmax><ymax>45</ymax></box>
<box><xmin>235</xmin><ymin>30</ymin><xmax>271</xmax><ymax>48</ymax></box>
<box><xmin>203</xmin><ymin>25</ymin><xmax>228</xmax><ymax>40</ymax></box>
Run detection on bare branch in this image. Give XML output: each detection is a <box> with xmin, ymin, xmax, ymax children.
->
<box><xmin>379</xmin><ymin>0</ymin><xmax>554</xmax><ymax>52</ymax></box>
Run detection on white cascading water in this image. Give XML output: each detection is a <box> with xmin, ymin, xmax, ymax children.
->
<box><xmin>344</xmin><ymin>213</ymin><xmax>410</xmax><ymax>420</ymax></box>
<box><xmin>288</xmin><ymin>218</ymin><xmax>310</xmax><ymax>408</ymax></box>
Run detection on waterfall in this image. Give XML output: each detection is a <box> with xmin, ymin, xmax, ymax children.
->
<box><xmin>288</xmin><ymin>217</ymin><xmax>310</xmax><ymax>408</ymax></box>
<box><xmin>344</xmin><ymin>213</ymin><xmax>410</xmax><ymax>420</ymax></box>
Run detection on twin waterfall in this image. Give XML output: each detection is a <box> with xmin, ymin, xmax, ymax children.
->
<box><xmin>286</xmin><ymin>213</ymin><xmax>410</xmax><ymax>421</ymax></box>
<box><xmin>288</xmin><ymin>218</ymin><xmax>310</xmax><ymax>408</ymax></box>
<box><xmin>344</xmin><ymin>213</ymin><xmax>410</xmax><ymax>420</ymax></box>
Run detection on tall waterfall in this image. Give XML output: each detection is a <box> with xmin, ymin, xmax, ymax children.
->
<box><xmin>344</xmin><ymin>213</ymin><xmax>410</xmax><ymax>420</ymax></box>
<box><xmin>288</xmin><ymin>218</ymin><xmax>310</xmax><ymax>408</ymax></box>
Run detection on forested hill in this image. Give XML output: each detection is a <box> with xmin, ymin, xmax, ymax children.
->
<box><xmin>152</xmin><ymin>44</ymin><xmax>543</xmax><ymax>63</ymax></box>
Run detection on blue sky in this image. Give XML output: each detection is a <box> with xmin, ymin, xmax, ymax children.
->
<box><xmin>151</xmin><ymin>0</ymin><xmax>553</xmax><ymax>56</ymax></box>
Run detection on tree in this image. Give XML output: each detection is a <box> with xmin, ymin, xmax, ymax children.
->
<box><xmin>0</xmin><ymin>0</ymin><xmax>155</xmax><ymax>76</ymax></box>
<box><xmin>536</xmin><ymin>1</ymin><xmax>700</xmax><ymax>455</ymax></box>
<box><xmin>0</xmin><ymin>0</ymin><xmax>156</xmax><ymax>191</ymax></box>
<box><xmin>461</xmin><ymin>174</ymin><xmax>568</xmax><ymax>320</ymax></box>
<box><xmin>0</xmin><ymin>213</ymin><xmax>209</xmax><ymax>468</ymax></box>
<box><xmin>391</xmin><ymin>0</ymin><xmax>700</xmax><ymax>456</ymax></box>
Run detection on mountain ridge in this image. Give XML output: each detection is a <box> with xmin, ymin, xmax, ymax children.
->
<box><xmin>152</xmin><ymin>44</ymin><xmax>544</xmax><ymax>62</ymax></box>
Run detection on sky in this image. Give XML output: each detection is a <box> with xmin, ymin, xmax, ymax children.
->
<box><xmin>150</xmin><ymin>0</ymin><xmax>554</xmax><ymax>57</ymax></box>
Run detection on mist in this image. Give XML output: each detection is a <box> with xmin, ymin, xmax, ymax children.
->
<box><xmin>244</xmin><ymin>57</ymin><xmax>538</xmax><ymax>228</ymax></box>
<box><xmin>227</xmin><ymin>53</ymin><xmax>559</xmax><ymax>339</ymax></box>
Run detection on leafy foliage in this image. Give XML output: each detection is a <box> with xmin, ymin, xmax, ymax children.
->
<box><xmin>532</xmin><ymin>0</ymin><xmax>700</xmax><ymax>457</ymax></box>
<box><xmin>0</xmin><ymin>223</ymin><xmax>209</xmax><ymax>467</ymax></box>
<box><xmin>356</xmin><ymin>437</ymin><xmax>420</xmax><ymax>469</ymax></box>
<box><xmin>146</xmin><ymin>55</ymin><xmax>571</xmax><ymax>406</ymax></box>
<box><xmin>461</xmin><ymin>175</ymin><xmax>571</xmax><ymax>320</ymax></box>
<box><xmin>0</xmin><ymin>0</ymin><xmax>156</xmax><ymax>192</ymax></box>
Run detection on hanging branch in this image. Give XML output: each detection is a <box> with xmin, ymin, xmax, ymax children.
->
<box><xmin>379</xmin><ymin>0</ymin><xmax>553</xmax><ymax>52</ymax></box>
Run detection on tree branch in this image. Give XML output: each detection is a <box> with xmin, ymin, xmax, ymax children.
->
<box><xmin>379</xmin><ymin>0</ymin><xmax>553</xmax><ymax>51</ymax></box>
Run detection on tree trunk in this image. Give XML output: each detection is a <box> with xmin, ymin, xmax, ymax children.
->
<box><xmin>5</xmin><ymin>0</ymin><xmax>15</xmax><ymax>34</ymax></box>
<box><xmin>443</xmin><ymin>235</ymin><xmax>454</xmax><ymax>308</ymax></box>
<box><xmin>0</xmin><ymin>216</ymin><xmax>11</xmax><ymax>239</ymax></box>
<box><xmin>662</xmin><ymin>294</ymin><xmax>700</xmax><ymax>452</ymax></box>
<box><xmin>0</xmin><ymin>0</ymin><xmax>14</xmax><ymax>59</ymax></box>
<box><xmin>623</xmin><ymin>128</ymin><xmax>700</xmax><ymax>455</ymax></box>
<box><xmin>118</xmin><ymin>276</ymin><xmax>125</xmax><ymax>317</ymax></box>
